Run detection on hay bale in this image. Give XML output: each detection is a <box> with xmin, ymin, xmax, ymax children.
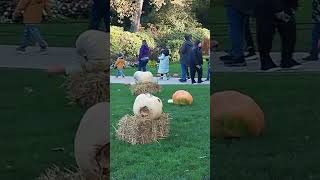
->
<box><xmin>63</xmin><ymin>70</ymin><xmax>109</xmax><ymax>109</ymax></box>
<box><xmin>116</xmin><ymin>113</ymin><xmax>170</xmax><ymax>145</ymax></box>
<box><xmin>129</xmin><ymin>82</ymin><xmax>161</xmax><ymax>96</ymax></box>
<box><xmin>38</xmin><ymin>165</ymin><xmax>108</xmax><ymax>180</ymax></box>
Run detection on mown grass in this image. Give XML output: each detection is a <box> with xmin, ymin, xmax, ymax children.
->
<box><xmin>211</xmin><ymin>72</ymin><xmax>320</xmax><ymax>180</ymax></box>
<box><xmin>0</xmin><ymin>69</ymin><xmax>83</xmax><ymax>180</ymax></box>
<box><xmin>110</xmin><ymin>84</ymin><xmax>210</xmax><ymax>179</ymax></box>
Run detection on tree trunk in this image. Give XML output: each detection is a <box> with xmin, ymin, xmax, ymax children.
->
<box><xmin>131</xmin><ymin>0</ymin><xmax>144</xmax><ymax>32</ymax></box>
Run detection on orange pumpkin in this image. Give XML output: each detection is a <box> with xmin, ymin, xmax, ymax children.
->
<box><xmin>211</xmin><ymin>91</ymin><xmax>265</xmax><ymax>138</ymax></box>
<box><xmin>47</xmin><ymin>64</ymin><xmax>66</xmax><ymax>75</ymax></box>
<box><xmin>172</xmin><ymin>90</ymin><xmax>193</xmax><ymax>105</ymax></box>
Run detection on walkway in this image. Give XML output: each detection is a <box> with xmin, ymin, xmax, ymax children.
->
<box><xmin>213</xmin><ymin>52</ymin><xmax>320</xmax><ymax>72</ymax></box>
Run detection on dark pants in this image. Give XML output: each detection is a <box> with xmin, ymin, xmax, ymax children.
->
<box><xmin>190</xmin><ymin>65</ymin><xmax>203</xmax><ymax>83</ymax></box>
<box><xmin>226</xmin><ymin>6</ymin><xmax>246</xmax><ymax>58</ymax></box>
<box><xmin>244</xmin><ymin>16</ymin><xmax>255</xmax><ymax>52</ymax></box>
<box><xmin>138</xmin><ymin>60</ymin><xmax>148</xmax><ymax>72</ymax></box>
<box><xmin>256</xmin><ymin>11</ymin><xmax>296</xmax><ymax>65</ymax></box>
<box><xmin>90</xmin><ymin>4</ymin><xmax>109</xmax><ymax>32</ymax></box>
<box><xmin>310</xmin><ymin>23</ymin><xmax>320</xmax><ymax>56</ymax></box>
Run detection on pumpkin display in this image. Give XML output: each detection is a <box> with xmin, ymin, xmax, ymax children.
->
<box><xmin>133</xmin><ymin>71</ymin><xmax>154</xmax><ymax>83</ymax></box>
<box><xmin>47</xmin><ymin>64</ymin><xmax>66</xmax><ymax>75</ymax></box>
<box><xmin>74</xmin><ymin>102</ymin><xmax>109</xmax><ymax>178</ymax></box>
<box><xmin>211</xmin><ymin>91</ymin><xmax>265</xmax><ymax>138</ymax></box>
<box><xmin>172</xmin><ymin>90</ymin><xmax>193</xmax><ymax>105</ymax></box>
<box><xmin>133</xmin><ymin>93</ymin><xmax>163</xmax><ymax>120</ymax></box>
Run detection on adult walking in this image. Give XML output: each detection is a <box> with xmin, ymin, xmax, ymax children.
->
<box><xmin>220</xmin><ymin>0</ymin><xmax>256</xmax><ymax>67</ymax></box>
<box><xmin>179</xmin><ymin>34</ymin><xmax>193</xmax><ymax>82</ymax></box>
<box><xmin>137</xmin><ymin>40</ymin><xmax>150</xmax><ymax>72</ymax></box>
<box><xmin>190</xmin><ymin>40</ymin><xmax>204</xmax><ymax>84</ymax></box>
<box><xmin>255</xmin><ymin>0</ymin><xmax>301</xmax><ymax>71</ymax></box>
<box><xmin>303</xmin><ymin>0</ymin><xmax>320</xmax><ymax>61</ymax></box>
<box><xmin>90</xmin><ymin>0</ymin><xmax>109</xmax><ymax>32</ymax></box>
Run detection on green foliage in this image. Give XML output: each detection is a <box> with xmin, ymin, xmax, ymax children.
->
<box><xmin>111</xmin><ymin>26</ymin><xmax>156</xmax><ymax>61</ymax></box>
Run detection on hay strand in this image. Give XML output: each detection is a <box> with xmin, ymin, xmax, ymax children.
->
<box><xmin>129</xmin><ymin>82</ymin><xmax>161</xmax><ymax>96</ymax></box>
<box><xmin>63</xmin><ymin>62</ymin><xmax>109</xmax><ymax>109</ymax></box>
<box><xmin>116</xmin><ymin>113</ymin><xmax>170</xmax><ymax>145</ymax></box>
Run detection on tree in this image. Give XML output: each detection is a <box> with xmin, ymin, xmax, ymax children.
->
<box><xmin>111</xmin><ymin>0</ymin><xmax>196</xmax><ymax>32</ymax></box>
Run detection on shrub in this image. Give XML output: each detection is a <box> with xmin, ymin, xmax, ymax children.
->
<box><xmin>110</xmin><ymin>26</ymin><xmax>156</xmax><ymax>62</ymax></box>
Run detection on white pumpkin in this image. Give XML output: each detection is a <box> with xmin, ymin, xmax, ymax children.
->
<box><xmin>75</xmin><ymin>30</ymin><xmax>109</xmax><ymax>62</ymax></box>
<box><xmin>133</xmin><ymin>71</ymin><xmax>154</xmax><ymax>83</ymax></box>
<box><xmin>74</xmin><ymin>102</ymin><xmax>109</xmax><ymax>176</ymax></box>
<box><xmin>133</xmin><ymin>93</ymin><xmax>163</xmax><ymax>119</ymax></box>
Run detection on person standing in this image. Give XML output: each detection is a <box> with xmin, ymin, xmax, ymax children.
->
<box><xmin>14</xmin><ymin>0</ymin><xmax>51</xmax><ymax>54</ymax></box>
<box><xmin>137</xmin><ymin>40</ymin><xmax>150</xmax><ymax>72</ymax></box>
<box><xmin>90</xmin><ymin>0</ymin><xmax>109</xmax><ymax>32</ymax></box>
<box><xmin>190</xmin><ymin>40</ymin><xmax>204</xmax><ymax>84</ymax></box>
<box><xmin>303</xmin><ymin>0</ymin><xmax>320</xmax><ymax>61</ymax></box>
<box><xmin>157</xmin><ymin>46</ymin><xmax>170</xmax><ymax>80</ymax></box>
<box><xmin>114</xmin><ymin>53</ymin><xmax>126</xmax><ymax>78</ymax></box>
<box><xmin>255</xmin><ymin>0</ymin><xmax>301</xmax><ymax>71</ymax></box>
<box><xmin>179</xmin><ymin>34</ymin><xmax>193</xmax><ymax>82</ymax></box>
<box><xmin>220</xmin><ymin>0</ymin><xmax>256</xmax><ymax>67</ymax></box>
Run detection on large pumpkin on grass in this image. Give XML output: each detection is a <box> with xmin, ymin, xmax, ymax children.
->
<box><xmin>172</xmin><ymin>90</ymin><xmax>193</xmax><ymax>105</ymax></box>
<box><xmin>74</xmin><ymin>102</ymin><xmax>109</xmax><ymax>178</ymax></box>
<box><xmin>133</xmin><ymin>93</ymin><xmax>163</xmax><ymax>119</ymax></box>
<box><xmin>211</xmin><ymin>91</ymin><xmax>264</xmax><ymax>137</ymax></box>
<box><xmin>133</xmin><ymin>71</ymin><xmax>153</xmax><ymax>83</ymax></box>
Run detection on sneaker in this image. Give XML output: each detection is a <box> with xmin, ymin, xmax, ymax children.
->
<box><xmin>220</xmin><ymin>54</ymin><xmax>234</xmax><ymax>61</ymax></box>
<box><xmin>16</xmin><ymin>47</ymin><xmax>26</xmax><ymax>54</ymax></box>
<box><xmin>224</xmin><ymin>57</ymin><xmax>247</xmax><ymax>67</ymax></box>
<box><xmin>198</xmin><ymin>80</ymin><xmax>204</xmax><ymax>84</ymax></box>
<box><xmin>280</xmin><ymin>59</ymin><xmax>302</xmax><ymax>69</ymax></box>
<box><xmin>302</xmin><ymin>55</ymin><xmax>318</xmax><ymax>61</ymax></box>
<box><xmin>179</xmin><ymin>79</ymin><xmax>187</xmax><ymax>82</ymax></box>
<box><xmin>39</xmin><ymin>47</ymin><xmax>48</xmax><ymax>55</ymax></box>
<box><xmin>260</xmin><ymin>66</ymin><xmax>281</xmax><ymax>72</ymax></box>
<box><xmin>191</xmin><ymin>81</ymin><xmax>197</xmax><ymax>84</ymax></box>
<box><xmin>244</xmin><ymin>52</ymin><xmax>258</xmax><ymax>60</ymax></box>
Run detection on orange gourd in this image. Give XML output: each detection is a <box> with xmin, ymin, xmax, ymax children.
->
<box><xmin>211</xmin><ymin>91</ymin><xmax>265</xmax><ymax>137</ymax></box>
<box><xmin>172</xmin><ymin>90</ymin><xmax>193</xmax><ymax>105</ymax></box>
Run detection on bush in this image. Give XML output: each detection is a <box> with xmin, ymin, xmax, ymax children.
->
<box><xmin>110</xmin><ymin>26</ymin><xmax>156</xmax><ymax>62</ymax></box>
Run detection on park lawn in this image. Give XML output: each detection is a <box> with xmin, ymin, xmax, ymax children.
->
<box><xmin>212</xmin><ymin>72</ymin><xmax>320</xmax><ymax>180</ymax></box>
<box><xmin>110</xmin><ymin>84</ymin><xmax>210</xmax><ymax>179</ymax></box>
<box><xmin>210</xmin><ymin>0</ymin><xmax>313</xmax><ymax>52</ymax></box>
<box><xmin>110</xmin><ymin>62</ymin><xmax>210</xmax><ymax>77</ymax></box>
<box><xmin>0</xmin><ymin>68</ymin><xmax>83</xmax><ymax>180</ymax></box>
<box><xmin>0</xmin><ymin>22</ymin><xmax>88</xmax><ymax>47</ymax></box>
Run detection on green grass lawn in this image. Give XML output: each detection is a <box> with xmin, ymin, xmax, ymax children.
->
<box><xmin>111</xmin><ymin>62</ymin><xmax>210</xmax><ymax>77</ymax></box>
<box><xmin>210</xmin><ymin>0</ymin><xmax>313</xmax><ymax>52</ymax></box>
<box><xmin>0</xmin><ymin>69</ymin><xmax>83</xmax><ymax>180</ymax></box>
<box><xmin>0</xmin><ymin>22</ymin><xmax>88</xmax><ymax>47</ymax></box>
<box><xmin>110</xmin><ymin>84</ymin><xmax>210</xmax><ymax>179</ymax></box>
<box><xmin>212</xmin><ymin>72</ymin><xmax>320</xmax><ymax>180</ymax></box>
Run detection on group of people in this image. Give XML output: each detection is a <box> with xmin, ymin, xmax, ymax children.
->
<box><xmin>13</xmin><ymin>0</ymin><xmax>108</xmax><ymax>54</ymax></box>
<box><xmin>115</xmin><ymin>35</ymin><xmax>211</xmax><ymax>84</ymax></box>
<box><xmin>221</xmin><ymin>0</ymin><xmax>320</xmax><ymax>71</ymax></box>
<box><xmin>179</xmin><ymin>34</ymin><xmax>209</xmax><ymax>84</ymax></box>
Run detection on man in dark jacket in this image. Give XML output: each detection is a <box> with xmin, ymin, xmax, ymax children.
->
<box><xmin>90</xmin><ymin>0</ymin><xmax>109</xmax><ymax>32</ymax></box>
<box><xmin>255</xmin><ymin>0</ymin><xmax>301</xmax><ymax>71</ymax></box>
<box><xmin>220</xmin><ymin>0</ymin><xmax>256</xmax><ymax>67</ymax></box>
<box><xmin>179</xmin><ymin>34</ymin><xmax>193</xmax><ymax>82</ymax></box>
<box><xmin>190</xmin><ymin>40</ymin><xmax>204</xmax><ymax>84</ymax></box>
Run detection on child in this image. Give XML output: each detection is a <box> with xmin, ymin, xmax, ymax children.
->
<box><xmin>114</xmin><ymin>53</ymin><xmax>126</xmax><ymax>78</ymax></box>
<box><xmin>14</xmin><ymin>0</ymin><xmax>51</xmax><ymax>54</ymax></box>
<box><xmin>157</xmin><ymin>46</ymin><xmax>170</xmax><ymax>80</ymax></box>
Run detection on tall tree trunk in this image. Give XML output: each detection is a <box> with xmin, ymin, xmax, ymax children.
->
<box><xmin>131</xmin><ymin>0</ymin><xmax>144</xmax><ymax>32</ymax></box>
